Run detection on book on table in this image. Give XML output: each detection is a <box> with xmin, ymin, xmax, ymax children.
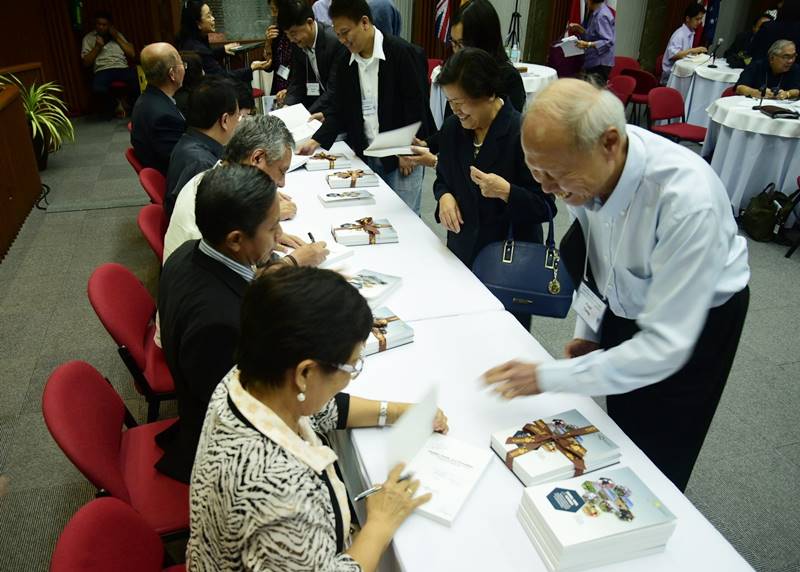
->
<box><xmin>363</xmin><ymin>121</ymin><xmax>421</xmax><ymax>157</ymax></box>
<box><xmin>364</xmin><ymin>307</ymin><xmax>414</xmax><ymax>356</ymax></box>
<box><xmin>346</xmin><ymin>270</ymin><xmax>401</xmax><ymax>308</ymax></box>
<box><xmin>332</xmin><ymin>217</ymin><xmax>397</xmax><ymax>245</ymax></box>
<box><xmin>517</xmin><ymin>466</ymin><xmax>677</xmax><ymax>571</ymax></box>
<box><xmin>491</xmin><ymin>409</ymin><xmax>621</xmax><ymax>486</ymax></box>
<box><xmin>306</xmin><ymin>151</ymin><xmax>353</xmax><ymax>171</ymax></box>
<box><xmin>318</xmin><ymin>188</ymin><xmax>376</xmax><ymax>208</ymax></box>
<box><xmin>269</xmin><ymin>103</ymin><xmax>322</xmax><ymax>148</ymax></box>
<box><xmin>326</xmin><ymin>169</ymin><xmax>379</xmax><ymax>189</ymax></box>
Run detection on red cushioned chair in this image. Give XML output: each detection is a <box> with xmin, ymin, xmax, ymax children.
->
<box><xmin>648</xmin><ymin>86</ymin><xmax>707</xmax><ymax>143</ymax></box>
<box><xmin>609</xmin><ymin>56</ymin><xmax>640</xmax><ymax>79</ymax></box>
<box><xmin>43</xmin><ymin>361</ymin><xmax>189</xmax><ymax>539</ymax></box>
<box><xmin>51</xmin><ymin>497</ymin><xmax>185</xmax><ymax>572</ymax></box>
<box><xmin>721</xmin><ymin>85</ymin><xmax>737</xmax><ymax>98</ymax></box>
<box><xmin>607</xmin><ymin>75</ymin><xmax>636</xmax><ymax>107</ymax></box>
<box><xmin>252</xmin><ymin>87</ymin><xmax>265</xmax><ymax>99</ymax></box>
<box><xmin>622</xmin><ymin>68</ymin><xmax>660</xmax><ymax>124</ymax></box>
<box><xmin>138</xmin><ymin>204</ymin><xmax>168</xmax><ymax>262</ymax></box>
<box><xmin>87</xmin><ymin>263</ymin><xmax>175</xmax><ymax>422</ymax></box>
<box><xmin>428</xmin><ymin>58</ymin><xmax>443</xmax><ymax>85</ymax></box>
<box><xmin>125</xmin><ymin>147</ymin><xmax>144</xmax><ymax>175</ymax></box>
<box><xmin>139</xmin><ymin>168</ymin><xmax>167</xmax><ymax>205</ymax></box>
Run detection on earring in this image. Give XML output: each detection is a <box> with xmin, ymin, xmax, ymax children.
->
<box><xmin>297</xmin><ymin>392</ymin><xmax>306</xmax><ymax>402</ymax></box>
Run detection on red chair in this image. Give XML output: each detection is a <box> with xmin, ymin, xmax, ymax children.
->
<box><xmin>139</xmin><ymin>168</ymin><xmax>167</xmax><ymax>205</ymax></box>
<box><xmin>607</xmin><ymin>75</ymin><xmax>636</xmax><ymax>107</ymax></box>
<box><xmin>138</xmin><ymin>204</ymin><xmax>168</xmax><ymax>262</ymax></box>
<box><xmin>51</xmin><ymin>497</ymin><xmax>186</xmax><ymax>572</ymax></box>
<box><xmin>622</xmin><ymin>68</ymin><xmax>660</xmax><ymax>124</ymax></box>
<box><xmin>252</xmin><ymin>87</ymin><xmax>265</xmax><ymax>99</ymax></box>
<box><xmin>427</xmin><ymin>58</ymin><xmax>443</xmax><ymax>85</ymax></box>
<box><xmin>648</xmin><ymin>87</ymin><xmax>707</xmax><ymax>143</ymax></box>
<box><xmin>43</xmin><ymin>361</ymin><xmax>189</xmax><ymax>538</ymax></box>
<box><xmin>721</xmin><ymin>85</ymin><xmax>737</xmax><ymax>97</ymax></box>
<box><xmin>609</xmin><ymin>56</ymin><xmax>640</xmax><ymax>79</ymax></box>
<box><xmin>87</xmin><ymin>263</ymin><xmax>175</xmax><ymax>422</ymax></box>
<box><xmin>125</xmin><ymin>147</ymin><xmax>144</xmax><ymax>175</ymax></box>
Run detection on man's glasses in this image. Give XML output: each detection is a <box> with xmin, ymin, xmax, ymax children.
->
<box><xmin>171</xmin><ymin>61</ymin><xmax>189</xmax><ymax>70</ymax></box>
<box><xmin>776</xmin><ymin>53</ymin><xmax>797</xmax><ymax>61</ymax></box>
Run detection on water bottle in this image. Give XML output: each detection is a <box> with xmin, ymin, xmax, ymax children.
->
<box><xmin>511</xmin><ymin>43</ymin><xmax>521</xmax><ymax>63</ymax></box>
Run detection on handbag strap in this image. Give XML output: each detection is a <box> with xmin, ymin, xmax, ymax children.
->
<box><xmin>505</xmin><ymin>199</ymin><xmax>556</xmax><ymax>247</ymax></box>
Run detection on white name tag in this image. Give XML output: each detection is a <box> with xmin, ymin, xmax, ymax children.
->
<box><xmin>574</xmin><ymin>282</ymin><xmax>607</xmax><ymax>333</ymax></box>
<box><xmin>306</xmin><ymin>82</ymin><xmax>320</xmax><ymax>96</ymax></box>
<box><xmin>361</xmin><ymin>97</ymin><xmax>377</xmax><ymax>116</ymax></box>
<box><xmin>277</xmin><ymin>65</ymin><xmax>290</xmax><ymax>80</ymax></box>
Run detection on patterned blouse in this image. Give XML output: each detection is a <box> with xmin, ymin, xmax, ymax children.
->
<box><xmin>187</xmin><ymin>369</ymin><xmax>361</xmax><ymax>571</ymax></box>
<box><xmin>269</xmin><ymin>33</ymin><xmax>293</xmax><ymax>94</ymax></box>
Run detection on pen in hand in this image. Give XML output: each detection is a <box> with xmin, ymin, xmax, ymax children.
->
<box><xmin>308</xmin><ymin>232</ymin><xmax>315</xmax><ymax>243</ymax></box>
<box><xmin>353</xmin><ymin>472</ymin><xmax>414</xmax><ymax>502</ymax></box>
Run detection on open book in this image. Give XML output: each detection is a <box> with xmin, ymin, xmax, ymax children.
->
<box><xmin>269</xmin><ymin>104</ymin><xmax>322</xmax><ymax>148</ymax></box>
<box><xmin>363</xmin><ymin>121</ymin><xmax>421</xmax><ymax>157</ymax></box>
<box><xmin>555</xmin><ymin>35</ymin><xmax>585</xmax><ymax>58</ymax></box>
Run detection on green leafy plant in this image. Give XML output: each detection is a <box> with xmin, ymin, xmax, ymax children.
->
<box><xmin>0</xmin><ymin>73</ymin><xmax>75</xmax><ymax>153</ymax></box>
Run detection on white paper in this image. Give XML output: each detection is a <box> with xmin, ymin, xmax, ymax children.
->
<box><xmin>363</xmin><ymin>121</ymin><xmax>422</xmax><ymax>158</ymax></box>
<box><xmin>269</xmin><ymin>104</ymin><xmax>322</xmax><ymax>146</ymax></box>
<box><xmin>555</xmin><ymin>35</ymin><xmax>584</xmax><ymax>58</ymax></box>
<box><xmin>386</xmin><ymin>386</ymin><xmax>438</xmax><ymax>469</ymax></box>
<box><xmin>288</xmin><ymin>154</ymin><xmax>310</xmax><ymax>172</ymax></box>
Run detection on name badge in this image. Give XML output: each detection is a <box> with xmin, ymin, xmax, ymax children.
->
<box><xmin>306</xmin><ymin>82</ymin><xmax>320</xmax><ymax>96</ymax></box>
<box><xmin>277</xmin><ymin>65</ymin><xmax>290</xmax><ymax>80</ymax></box>
<box><xmin>574</xmin><ymin>282</ymin><xmax>606</xmax><ymax>333</ymax></box>
<box><xmin>361</xmin><ymin>97</ymin><xmax>377</xmax><ymax>116</ymax></box>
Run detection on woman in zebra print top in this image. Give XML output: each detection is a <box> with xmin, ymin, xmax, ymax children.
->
<box><xmin>188</xmin><ymin>266</ymin><xmax>448</xmax><ymax>571</ymax></box>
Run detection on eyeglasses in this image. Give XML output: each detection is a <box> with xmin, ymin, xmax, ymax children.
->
<box><xmin>775</xmin><ymin>53</ymin><xmax>797</xmax><ymax>61</ymax></box>
<box><xmin>450</xmin><ymin>38</ymin><xmax>464</xmax><ymax>50</ymax></box>
<box><xmin>325</xmin><ymin>355</ymin><xmax>364</xmax><ymax>380</ymax></box>
<box><xmin>171</xmin><ymin>61</ymin><xmax>188</xmax><ymax>70</ymax></box>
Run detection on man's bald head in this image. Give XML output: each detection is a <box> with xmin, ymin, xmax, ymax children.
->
<box><xmin>141</xmin><ymin>42</ymin><xmax>182</xmax><ymax>87</ymax></box>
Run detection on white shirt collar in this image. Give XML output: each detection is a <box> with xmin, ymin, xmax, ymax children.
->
<box><xmin>350</xmin><ymin>26</ymin><xmax>386</xmax><ymax>66</ymax></box>
<box><xmin>590</xmin><ymin>127</ymin><xmax>646</xmax><ymax>219</ymax></box>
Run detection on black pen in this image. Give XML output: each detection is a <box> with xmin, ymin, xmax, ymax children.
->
<box><xmin>308</xmin><ymin>232</ymin><xmax>315</xmax><ymax>243</ymax></box>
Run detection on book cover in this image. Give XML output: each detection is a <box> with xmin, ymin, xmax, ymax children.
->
<box><xmin>332</xmin><ymin>217</ymin><xmax>398</xmax><ymax>245</ymax></box>
<box><xmin>326</xmin><ymin>169</ymin><xmax>379</xmax><ymax>189</ymax></box>
<box><xmin>306</xmin><ymin>151</ymin><xmax>352</xmax><ymax>171</ymax></box>
<box><xmin>346</xmin><ymin>270</ymin><xmax>401</xmax><ymax>308</ymax></box>
<box><xmin>317</xmin><ymin>188</ymin><xmax>376</xmax><ymax>208</ymax></box>
<box><xmin>364</xmin><ymin>307</ymin><xmax>414</xmax><ymax>356</ymax></box>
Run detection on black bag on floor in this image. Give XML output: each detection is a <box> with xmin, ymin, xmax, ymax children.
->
<box><xmin>740</xmin><ymin>183</ymin><xmax>800</xmax><ymax>242</ymax></box>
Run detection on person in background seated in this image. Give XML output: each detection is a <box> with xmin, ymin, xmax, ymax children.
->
<box><xmin>279</xmin><ymin>0</ymin><xmax>347</xmax><ymax>120</ymax></box>
<box><xmin>163</xmin><ymin>115</ymin><xmax>312</xmax><ymax>262</ymax></box>
<box><xmin>165</xmin><ymin>76</ymin><xmax>240</xmax><ymax>216</ymax></box>
<box><xmin>724</xmin><ymin>13</ymin><xmax>774</xmax><ymax>68</ymax></box>
<box><xmin>661</xmin><ymin>2</ymin><xmax>708</xmax><ymax>84</ymax></box>
<box><xmin>157</xmin><ymin>165</ymin><xmax>328</xmax><ymax>484</ymax></box>
<box><xmin>735</xmin><ymin>39</ymin><xmax>800</xmax><ymax>99</ymax></box>
<box><xmin>131</xmin><ymin>43</ymin><xmax>186</xmax><ymax>175</ymax></box>
<box><xmin>298</xmin><ymin>0</ymin><xmax>428</xmax><ymax>215</ymax></box>
<box><xmin>568</xmin><ymin>0</ymin><xmax>616</xmax><ymax>82</ymax></box>
<box><xmin>188</xmin><ymin>265</ymin><xmax>448</xmax><ymax>571</ymax></box>
<box><xmin>81</xmin><ymin>10</ymin><xmax>139</xmax><ymax>118</ymax></box>
<box><xmin>177</xmin><ymin>1</ymin><xmax>270</xmax><ymax>83</ymax></box>
<box><xmin>369</xmin><ymin>0</ymin><xmax>401</xmax><ymax>36</ymax></box>
<box><xmin>174</xmin><ymin>51</ymin><xmax>204</xmax><ymax>117</ymax></box>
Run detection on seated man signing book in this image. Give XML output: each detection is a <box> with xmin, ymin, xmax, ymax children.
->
<box><xmin>735</xmin><ymin>39</ymin><xmax>800</xmax><ymax>100</ymax></box>
<box><xmin>298</xmin><ymin>0</ymin><xmax>429</xmax><ymax>215</ymax></box>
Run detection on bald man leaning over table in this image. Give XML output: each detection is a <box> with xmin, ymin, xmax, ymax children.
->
<box><xmin>484</xmin><ymin>79</ymin><xmax>750</xmax><ymax>492</ymax></box>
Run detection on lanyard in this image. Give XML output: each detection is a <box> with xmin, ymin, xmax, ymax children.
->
<box><xmin>305</xmin><ymin>49</ymin><xmax>324</xmax><ymax>90</ymax></box>
<box><xmin>582</xmin><ymin>201</ymin><xmax>634</xmax><ymax>300</ymax></box>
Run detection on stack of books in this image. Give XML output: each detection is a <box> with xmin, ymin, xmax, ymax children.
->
<box><xmin>491</xmin><ymin>410</ymin><xmax>620</xmax><ymax>486</ymax></box>
<box><xmin>364</xmin><ymin>307</ymin><xmax>414</xmax><ymax>356</ymax></box>
<box><xmin>346</xmin><ymin>270</ymin><xmax>401</xmax><ymax>308</ymax></box>
<box><xmin>306</xmin><ymin>151</ymin><xmax>352</xmax><ymax>171</ymax></box>
<box><xmin>332</xmin><ymin>218</ymin><xmax>398</xmax><ymax>246</ymax></box>
<box><xmin>326</xmin><ymin>169</ymin><xmax>379</xmax><ymax>189</ymax></box>
<box><xmin>517</xmin><ymin>467</ymin><xmax>677</xmax><ymax>571</ymax></box>
<box><xmin>317</xmin><ymin>188</ymin><xmax>376</xmax><ymax>208</ymax></box>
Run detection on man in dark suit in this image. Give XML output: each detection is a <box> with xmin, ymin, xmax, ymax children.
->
<box><xmin>156</xmin><ymin>164</ymin><xmax>281</xmax><ymax>483</ymax></box>
<box><xmin>131</xmin><ymin>43</ymin><xmax>186</xmax><ymax>174</ymax></box>
<box><xmin>278</xmin><ymin>0</ymin><xmax>347</xmax><ymax>119</ymax></box>
<box><xmin>298</xmin><ymin>0</ymin><xmax>428</xmax><ymax>215</ymax></box>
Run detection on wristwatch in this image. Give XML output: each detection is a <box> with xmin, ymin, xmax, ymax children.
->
<box><xmin>378</xmin><ymin>401</ymin><xmax>389</xmax><ymax>427</ymax></box>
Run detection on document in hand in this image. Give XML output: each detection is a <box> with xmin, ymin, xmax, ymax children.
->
<box><xmin>269</xmin><ymin>104</ymin><xmax>322</xmax><ymax>147</ymax></box>
<box><xmin>555</xmin><ymin>35</ymin><xmax>584</xmax><ymax>58</ymax></box>
<box><xmin>363</xmin><ymin>121</ymin><xmax>422</xmax><ymax>158</ymax></box>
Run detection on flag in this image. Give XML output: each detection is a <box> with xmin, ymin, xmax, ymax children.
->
<box><xmin>702</xmin><ymin>0</ymin><xmax>722</xmax><ymax>45</ymax></box>
<box><xmin>693</xmin><ymin>0</ymin><xmax>709</xmax><ymax>48</ymax></box>
<box><xmin>435</xmin><ymin>0</ymin><xmax>451</xmax><ymax>43</ymax></box>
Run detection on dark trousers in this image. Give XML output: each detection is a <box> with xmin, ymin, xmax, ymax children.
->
<box><xmin>91</xmin><ymin>67</ymin><xmax>140</xmax><ymax>115</ymax></box>
<box><xmin>602</xmin><ymin>286</ymin><xmax>749</xmax><ymax>492</ymax></box>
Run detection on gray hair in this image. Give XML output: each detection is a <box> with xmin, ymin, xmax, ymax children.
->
<box><xmin>768</xmin><ymin>39</ymin><xmax>795</xmax><ymax>58</ymax></box>
<box><xmin>526</xmin><ymin>78</ymin><xmax>628</xmax><ymax>151</ymax></box>
<box><xmin>222</xmin><ymin>115</ymin><xmax>295</xmax><ymax>164</ymax></box>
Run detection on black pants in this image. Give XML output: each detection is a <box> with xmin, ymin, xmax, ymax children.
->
<box><xmin>602</xmin><ymin>286</ymin><xmax>749</xmax><ymax>492</ymax></box>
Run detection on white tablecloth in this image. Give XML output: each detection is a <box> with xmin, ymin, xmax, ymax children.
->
<box><xmin>703</xmin><ymin>96</ymin><xmax>800</xmax><ymax>213</ymax></box>
<box><xmin>667</xmin><ymin>56</ymin><xmax>742</xmax><ymax>126</ymax></box>
<box><xmin>333</xmin><ymin>311</ymin><xmax>753</xmax><ymax>572</ymax></box>
<box><xmin>429</xmin><ymin>63</ymin><xmax>557</xmax><ymax>130</ymax></box>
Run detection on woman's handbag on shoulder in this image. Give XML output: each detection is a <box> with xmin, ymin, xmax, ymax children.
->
<box><xmin>471</xmin><ymin>204</ymin><xmax>575</xmax><ymax>318</ymax></box>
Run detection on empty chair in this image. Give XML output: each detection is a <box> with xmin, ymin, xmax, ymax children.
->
<box><xmin>125</xmin><ymin>147</ymin><xmax>144</xmax><ymax>175</ymax></box>
<box><xmin>43</xmin><ymin>361</ymin><xmax>189</xmax><ymax>537</ymax></box>
<box><xmin>138</xmin><ymin>204</ymin><xmax>168</xmax><ymax>262</ymax></box>
<box><xmin>721</xmin><ymin>85</ymin><xmax>737</xmax><ymax>97</ymax></box>
<box><xmin>139</xmin><ymin>168</ymin><xmax>167</xmax><ymax>205</ymax></box>
<box><xmin>648</xmin><ymin>86</ymin><xmax>707</xmax><ymax>143</ymax></box>
<box><xmin>50</xmin><ymin>497</ymin><xmax>185</xmax><ymax>572</ymax></box>
<box><xmin>607</xmin><ymin>75</ymin><xmax>637</xmax><ymax>106</ymax></box>
<box><xmin>609</xmin><ymin>56</ymin><xmax>640</xmax><ymax>79</ymax></box>
<box><xmin>622</xmin><ymin>68</ymin><xmax>660</xmax><ymax>124</ymax></box>
<box><xmin>87</xmin><ymin>263</ymin><xmax>175</xmax><ymax>421</ymax></box>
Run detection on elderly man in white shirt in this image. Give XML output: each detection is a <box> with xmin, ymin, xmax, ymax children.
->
<box><xmin>661</xmin><ymin>2</ymin><xmax>708</xmax><ymax>83</ymax></box>
<box><xmin>485</xmin><ymin>78</ymin><xmax>750</xmax><ymax>492</ymax></box>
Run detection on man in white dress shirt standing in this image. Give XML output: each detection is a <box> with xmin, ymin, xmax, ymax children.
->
<box><xmin>661</xmin><ymin>2</ymin><xmax>708</xmax><ymax>83</ymax></box>
<box><xmin>485</xmin><ymin>79</ymin><xmax>750</xmax><ymax>492</ymax></box>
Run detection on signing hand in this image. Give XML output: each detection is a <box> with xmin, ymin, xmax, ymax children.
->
<box><xmin>564</xmin><ymin>338</ymin><xmax>600</xmax><ymax>358</ymax></box>
<box><xmin>690</xmin><ymin>46</ymin><xmax>708</xmax><ymax>55</ymax></box>
<box><xmin>470</xmin><ymin>166</ymin><xmax>511</xmax><ymax>201</ymax></box>
<box><xmin>297</xmin><ymin>139</ymin><xmax>320</xmax><ymax>155</ymax></box>
<box><xmin>397</xmin><ymin>155</ymin><xmax>415</xmax><ymax>177</ymax></box>
<box><xmin>290</xmin><ymin>241</ymin><xmax>329</xmax><ymax>266</ymax></box>
<box><xmin>278</xmin><ymin>233</ymin><xmax>306</xmax><ymax>250</ymax></box>
<box><xmin>365</xmin><ymin>463</ymin><xmax>431</xmax><ymax>534</ymax></box>
<box><xmin>224</xmin><ymin>42</ymin><xmax>241</xmax><ymax>55</ymax></box>
<box><xmin>275</xmin><ymin>89</ymin><xmax>288</xmax><ymax>108</ymax></box>
<box><xmin>279</xmin><ymin>194</ymin><xmax>298</xmax><ymax>220</ymax></box>
<box><xmin>309</xmin><ymin>111</ymin><xmax>325</xmax><ymax>122</ymax></box>
<box><xmin>433</xmin><ymin>408</ymin><xmax>449</xmax><ymax>434</ymax></box>
<box><xmin>483</xmin><ymin>360</ymin><xmax>542</xmax><ymax>399</ymax></box>
<box><xmin>776</xmin><ymin>89</ymin><xmax>790</xmax><ymax>100</ymax></box>
<box><xmin>438</xmin><ymin>193</ymin><xmax>463</xmax><ymax>233</ymax></box>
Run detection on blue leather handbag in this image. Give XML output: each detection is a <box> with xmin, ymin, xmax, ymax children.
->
<box><xmin>471</xmin><ymin>205</ymin><xmax>575</xmax><ymax>318</ymax></box>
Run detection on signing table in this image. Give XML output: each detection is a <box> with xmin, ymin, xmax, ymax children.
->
<box><xmin>279</xmin><ymin>142</ymin><xmax>752</xmax><ymax>571</ymax></box>
<box><xmin>703</xmin><ymin>95</ymin><xmax>800</xmax><ymax>213</ymax></box>
<box><xmin>667</xmin><ymin>55</ymin><xmax>742</xmax><ymax>126</ymax></box>
<box><xmin>429</xmin><ymin>63</ymin><xmax>557</xmax><ymax>130</ymax></box>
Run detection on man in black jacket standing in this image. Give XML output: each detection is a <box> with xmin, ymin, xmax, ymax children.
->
<box><xmin>131</xmin><ymin>43</ymin><xmax>186</xmax><ymax>174</ymax></box>
<box><xmin>298</xmin><ymin>0</ymin><xmax>428</xmax><ymax>215</ymax></box>
<box><xmin>279</xmin><ymin>0</ymin><xmax>347</xmax><ymax>120</ymax></box>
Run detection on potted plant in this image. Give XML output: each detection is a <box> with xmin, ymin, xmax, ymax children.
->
<box><xmin>0</xmin><ymin>73</ymin><xmax>75</xmax><ymax>171</ymax></box>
